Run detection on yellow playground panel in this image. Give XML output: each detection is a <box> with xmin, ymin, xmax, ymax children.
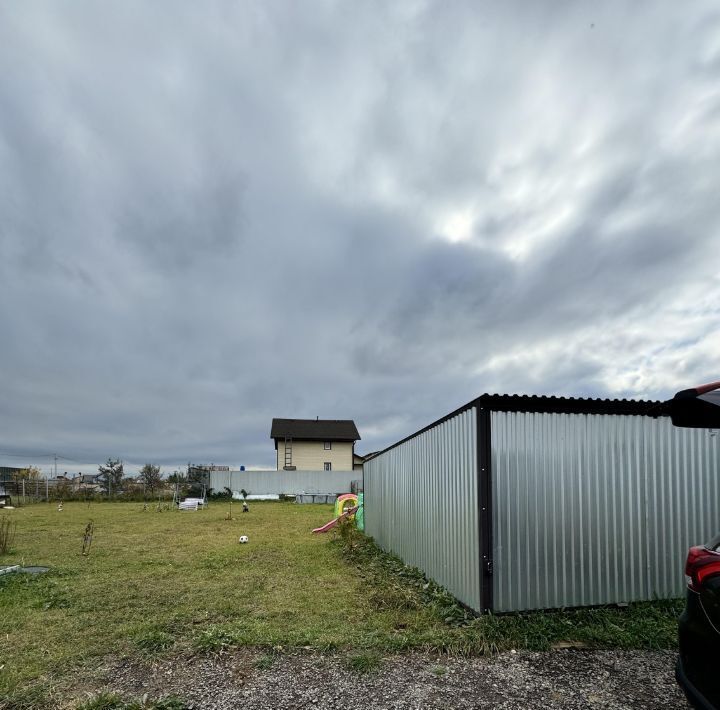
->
<box><xmin>334</xmin><ymin>493</ymin><xmax>358</xmax><ymax>518</ymax></box>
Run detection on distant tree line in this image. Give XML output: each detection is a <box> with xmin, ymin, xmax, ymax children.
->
<box><xmin>7</xmin><ymin>466</ymin><xmax>42</xmax><ymax>481</ymax></box>
<box><xmin>4</xmin><ymin>459</ymin><xmax>204</xmax><ymax>503</ymax></box>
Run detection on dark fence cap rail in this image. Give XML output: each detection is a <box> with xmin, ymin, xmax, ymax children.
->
<box><xmin>474</xmin><ymin>393</ymin><xmax>663</xmax><ymax>416</ymax></box>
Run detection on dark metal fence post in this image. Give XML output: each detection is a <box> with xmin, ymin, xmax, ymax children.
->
<box><xmin>476</xmin><ymin>407</ymin><xmax>494</xmax><ymax>613</ymax></box>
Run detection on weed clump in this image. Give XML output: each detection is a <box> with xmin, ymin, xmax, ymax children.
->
<box><xmin>75</xmin><ymin>693</ymin><xmax>188</xmax><ymax>710</ymax></box>
<box><xmin>344</xmin><ymin>651</ymin><xmax>382</xmax><ymax>674</ymax></box>
<box><xmin>132</xmin><ymin>629</ymin><xmax>176</xmax><ymax>656</ymax></box>
<box><xmin>0</xmin><ymin>516</ymin><xmax>16</xmax><ymax>554</ymax></box>
<box><xmin>192</xmin><ymin>624</ymin><xmax>243</xmax><ymax>653</ymax></box>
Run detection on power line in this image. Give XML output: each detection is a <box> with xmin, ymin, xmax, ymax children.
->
<box><xmin>0</xmin><ymin>449</ymin><xmax>193</xmax><ymax>470</ymax></box>
<box><xmin>55</xmin><ymin>454</ymin><xmax>100</xmax><ymax>464</ymax></box>
<box><xmin>0</xmin><ymin>450</ymin><xmax>101</xmax><ymax>465</ymax></box>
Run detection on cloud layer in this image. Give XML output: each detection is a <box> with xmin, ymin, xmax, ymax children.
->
<box><xmin>1</xmin><ymin>1</ymin><xmax>720</xmax><ymax>472</ymax></box>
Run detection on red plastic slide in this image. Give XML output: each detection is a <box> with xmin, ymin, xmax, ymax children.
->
<box><xmin>312</xmin><ymin>506</ymin><xmax>358</xmax><ymax>533</ymax></box>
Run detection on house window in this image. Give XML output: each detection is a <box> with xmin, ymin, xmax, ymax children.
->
<box><xmin>324</xmin><ymin>462</ymin><xmax>332</xmax><ymax>471</ymax></box>
<box><xmin>324</xmin><ymin>441</ymin><xmax>332</xmax><ymax>450</ymax></box>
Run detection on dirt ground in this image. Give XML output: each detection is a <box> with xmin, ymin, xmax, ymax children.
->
<box><xmin>77</xmin><ymin>648</ymin><xmax>688</xmax><ymax>709</ymax></box>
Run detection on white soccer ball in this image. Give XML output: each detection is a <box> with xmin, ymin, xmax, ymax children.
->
<box><xmin>239</xmin><ymin>535</ymin><xmax>249</xmax><ymax>544</ymax></box>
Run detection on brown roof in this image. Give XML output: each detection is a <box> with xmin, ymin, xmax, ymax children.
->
<box><xmin>271</xmin><ymin>418</ymin><xmax>360</xmax><ymax>442</ymax></box>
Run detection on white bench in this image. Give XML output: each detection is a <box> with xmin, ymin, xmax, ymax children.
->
<box><xmin>178</xmin><ymin>497</ymin><xmax>206</xmax><ymax>511</ymax></box>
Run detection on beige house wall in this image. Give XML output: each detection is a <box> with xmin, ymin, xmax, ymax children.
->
<box><xmin>276</xmin><ymin>440</ymin><xmax>354</xmax><ymax>471</ymax></box>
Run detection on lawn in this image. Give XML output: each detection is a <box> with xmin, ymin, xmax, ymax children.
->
<box><xmin>0</xmin><ymin>501</ymin><xmax>684</xmax><ymax>708</ymax></box>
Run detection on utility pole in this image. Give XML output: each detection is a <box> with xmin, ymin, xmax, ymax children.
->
<box><xmin>54</xmin><ymin>454</ymin><xmax>58</xmax><ymax>479</ymax></box>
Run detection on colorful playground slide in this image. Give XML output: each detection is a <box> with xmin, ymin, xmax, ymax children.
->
<box><xmin>313</xmin><ymin>496</ymin><xmax>358</xmax><ymax>532</ymax></box>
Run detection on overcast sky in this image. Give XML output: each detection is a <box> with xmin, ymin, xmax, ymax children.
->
<box><xmin>1</xmin><ymin>1</ymin><xmax>719</xmax><ymax>474</ymax></box>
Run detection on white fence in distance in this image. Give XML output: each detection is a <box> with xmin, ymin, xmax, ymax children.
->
<box><xmin>208</xmin><ymin>469</ymin><xmax>361</xmax><ymax>497</ymax></box>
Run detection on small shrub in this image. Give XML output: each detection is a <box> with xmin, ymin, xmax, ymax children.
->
<box><xmin>54</xmin><ymin>480</ymin><xmax>73</xmax><ymax>500</ymax></box>
<box><xmin>209</xmin><ymin>487</ymin><xmax>232</xmax><ymax>501</ymax></box>
<box><xmin>75</xmin><ymin>693</ymin><xmax>127</xmax><ymax>710</ymax></box>
<box><xmin>151</xmin><ymin>698</ymin><xmax>188</xmax><ymax>710</ymax></box>
<box><xmin>74</xmin><ymin>693</ymin><xmax>188</xmax><ymax>710</ymax></box>
<box><xmin>335</xmin><ymin>516</ymin><xmax>360</xmax><ymax>548</ymax></box>
<box><xmin>370</xmin><ymin>584</ymin><xmax>421</xmax><ymax>612</ymax></box>
<box><xmin>192</xmin><ymin>625</ymin><xmax>241</xmax><ymax>652</ymax></box>
<box><xmin>344</xmin><ymin>652</ymin><xmax>382</xmax><ymax>674</ymax></box>
<box><xmin>132</xmin><ymin>629</ymin><xmax>175</xmax><ymax>655</ymax></box>
<box><xmin>255</xmin><ymin>653</ymin><xmax>276</xmax><ymax>670</ymax></box>
<box><xmin>0</xmin><ymin>516</ymin><xmax>17</xmax><ymax>554</ymax></box>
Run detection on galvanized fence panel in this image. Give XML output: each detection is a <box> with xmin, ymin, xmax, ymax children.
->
<box><xmin>491</xmin><ymin>411</ymin><xmax>720</xmax><ymax>612</ymax></box>
<box><xmin>364</xmin><ymin>408</ymin><xmax>481</xmax><ymax>612</ymax></box>
<box><xmin>208</xmin><ymin>469</ymin><xmax>360</xmax><ymax>496</ymax></box>
<box><xmin>1</xmin><ymin>478</ymin><xmax>56</xmax><ymax>503</ymax></box>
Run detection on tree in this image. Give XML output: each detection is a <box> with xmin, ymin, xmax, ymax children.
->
<box><xmin>121</xmin><ymin>476</ymin><xmax>142</xmax><ymax>493</ymax></box>
<box><xmin>138</xmin><ymin>463</ymin><xmax>162</xmax><ymax>494</ymax></box>
<box><xmin>166</xmin><ymin>470</ymin><xmax>187</xmax><ymax>486</ymax></box>
<box><xmin>187</xmin><ymin>465</ymin><xmax>209</xmax><ymax>498</ymax></box>
<box><xmin>167</xmin><ymin>470</ymin><xmax>188</xmax><ymax>500</ymax></box>
<box><xmin>14</xmin><ymin>465</ymin><xmax>42</xmax><ymax>481</ymax></box>
<box><xmin>98</xmin><ymin>458</ymin><xmax>124</xmax><ymax>496</ymax></box>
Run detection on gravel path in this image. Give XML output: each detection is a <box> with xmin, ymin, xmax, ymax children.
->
<box><xmin>83</xmin><ymin>649</ymin><xmax>688</xmax><ymax>710</ymax></box>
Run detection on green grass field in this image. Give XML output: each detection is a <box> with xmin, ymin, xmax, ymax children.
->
<box><xmin>0</xmin><ymin>501</ymin><xmax>684</xmax><ymax>708</ymax></box>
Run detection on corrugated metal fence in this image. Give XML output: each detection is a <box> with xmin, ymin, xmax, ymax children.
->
<box><xmin>208</xmin><ymin>469</ymin><xmax>360</xmax><ymax>496</ymax></box>
<box><xmin>364</xmin><ymin>400</ymin><xmax>720</xmax><ymax>614</ymax></box>
<box><xmin>364</xmin><ymin>408</ymin><xmax>481</xmax><ymax>612</ymax></box>
<box><xmin>492</xmin><ymin>411</ymin><xmax>720</xmax><ymax>611</ymax></box>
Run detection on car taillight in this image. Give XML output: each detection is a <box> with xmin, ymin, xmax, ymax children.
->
<box><xmin>685</xmin><ymin>545</ymin><xmax>720</xmax><ymax>592</ymax></box>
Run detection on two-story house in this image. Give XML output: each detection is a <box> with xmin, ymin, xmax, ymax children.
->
<box><xmin>271</xmin><ymin>418</ymin><xmax>361</xmax><ymax>471</ymax></box>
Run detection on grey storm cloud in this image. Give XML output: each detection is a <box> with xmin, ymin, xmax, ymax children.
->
<box><xmin>1</xmin><ymin>1</ymin><xmax>720</xmax><ymax>473</ymax></box>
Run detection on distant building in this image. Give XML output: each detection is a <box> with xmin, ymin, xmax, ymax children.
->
<box><xmin>74</xmin><ymin>473</ymin><xmax>103</xmax><ymax>492</ymax></box>
<box><xmin>270</xmin><ymin>419</ymin><xmax>361</xmax><ymax>471</ymax></box>
<box><xmin>0</xmin><ymin>466</ymin><xmax>26</xmax><ymax>482</ymax></box>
